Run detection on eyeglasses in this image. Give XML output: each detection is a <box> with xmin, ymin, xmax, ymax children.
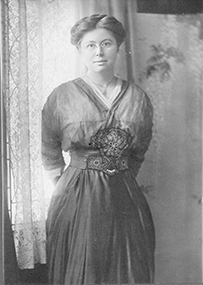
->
<box><xmin>85</xmin><ymin>40</ymin><xmax>114</xmax><ymax>50</ymax></box>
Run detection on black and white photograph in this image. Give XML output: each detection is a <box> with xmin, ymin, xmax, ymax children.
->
<box><xmin>0</xmin><ymin>0</ymin><xmax>202</xmax><ymax>284</ymax></box>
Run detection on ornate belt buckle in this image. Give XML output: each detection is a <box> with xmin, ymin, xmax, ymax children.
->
<box><xmin>105</xmin><ymin>168</ymin><xmax>116</xmax><ymax>175</ymax></box>
<box><xmin>102</xmin><ymin>157</ymin><xmax>118</xmax><ymax>176</ymax></box>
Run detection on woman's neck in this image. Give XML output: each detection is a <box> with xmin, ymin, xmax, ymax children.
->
<box><xmin>86</xmin><ymin>70</ymin><xmax>115</xmax><ymax>87</ymax></box>
<box><xmin>84</xmin><ymin>71</ymin><xmax>118</xmax><ymax>99</ymax></box>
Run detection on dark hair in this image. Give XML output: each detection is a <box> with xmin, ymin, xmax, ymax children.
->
<box><xmin>70</xmin><ymin>14</ymin><xmax>127</xmax><ymax>47</ymax></box>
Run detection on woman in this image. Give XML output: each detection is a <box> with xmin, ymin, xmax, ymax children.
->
<box><xmin>42</xmin><ymin>14</ymin><xmax>155</xmax><ymax>284</ymax></box>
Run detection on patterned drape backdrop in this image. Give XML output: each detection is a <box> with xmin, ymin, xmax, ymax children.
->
<box><xmin>137</xmin><ymin>13</ymin><xmax>202</xmax><ymax>283</ymax></box>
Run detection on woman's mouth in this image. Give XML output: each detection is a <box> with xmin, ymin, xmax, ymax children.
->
<box><xmin>94</xmin><ymin>60</ymin><xmax>107</xmax><ymax>65</ymax></box>
<box><xmin>94</xmin><ymin>60</ymin><xmax>107</xmax><ymax>63</ymax></box>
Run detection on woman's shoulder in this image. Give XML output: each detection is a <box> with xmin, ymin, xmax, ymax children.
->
<box><xmin>42</xmin><ymin>80</ymin><xmax>79</xmax><ymax>112</ymax></box>
<box><xmin>51</xmin><ymin>79</ymin><xmax>79</xmax><ymax>95</ymax></box>
<box><xmin>129</xmin><ymin>81</ymin><xmax>146</xmax><ymax>95</ymax></box>
<box><xmin>121</xmin><ymin>79</ymin><xmax>149</xmax><ymax>100</ymax></box>
<box><xmin>46</xmin><ymin>79</ymin><xmax>80</xmax><ymax>101</ymax></box>
<box><xmin>124</xmin><ymin>80</ymin><xmax>153</xmax><ymax>112</ymax></box>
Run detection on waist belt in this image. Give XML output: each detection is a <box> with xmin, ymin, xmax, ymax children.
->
<box><xmin>70</xmin><ymin>150</ymin><xmax>129</xmax><ymax>176</ymax></box>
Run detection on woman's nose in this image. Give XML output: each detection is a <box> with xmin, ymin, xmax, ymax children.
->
<box><xmin>96</xmin><ymin>46</ymin><xmax>104</xmax><ymax>56</ymax></box>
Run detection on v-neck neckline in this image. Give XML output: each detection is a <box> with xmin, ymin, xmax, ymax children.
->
<box><xmin>73</xmin><ymin>77</ymin><xmax>129</xmax><ymax>112</ymax></box>
<box><xmin>82</xmin><ymin>76</ymin><xmax>122</xmax><ymax>109</ymax></box>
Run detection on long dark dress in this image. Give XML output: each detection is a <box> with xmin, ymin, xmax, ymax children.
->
<box><xmin>42</xmin><ymin>78</ymin><xmax>155</xmax><ymax>284</ymax></box>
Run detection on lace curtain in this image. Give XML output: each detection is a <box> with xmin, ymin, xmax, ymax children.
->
<box><xmin>3</xmin><ymin>0</ymin><xmax>139</xmax><ymax>269</ymax></box>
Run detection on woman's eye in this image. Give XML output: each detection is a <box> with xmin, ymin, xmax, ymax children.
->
<box><xmin>102</xmin><ymin>42</ymin><xmax>111</xmax><ymax>47</ymax></box>
<box><xmin>87</xmin><ymin>44</ymin><xmax>95</xmax><ymax>49</ymax></box>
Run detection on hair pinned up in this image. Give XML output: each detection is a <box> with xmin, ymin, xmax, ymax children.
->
<box><xmin>70</xmin><ymin>14</ymin><xmax>127</xmax><ymax>47</ymax></box>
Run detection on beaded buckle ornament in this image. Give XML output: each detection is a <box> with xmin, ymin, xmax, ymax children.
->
<box><xmin>88</xmin><ymin>128</ymin><xmax>133</xmax><ymax>175</ymax></box>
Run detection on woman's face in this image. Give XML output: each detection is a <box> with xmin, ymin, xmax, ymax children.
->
<box><xmin>79</xmin><ymin>28</ymin><xmax>118</xmax><ymax>75</ymax></box>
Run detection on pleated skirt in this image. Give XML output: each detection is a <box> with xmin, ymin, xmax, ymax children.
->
<box><xmin>46</xmin><ymin>166</ymin><xmax>155</xmax><ymax>284</ymax></box>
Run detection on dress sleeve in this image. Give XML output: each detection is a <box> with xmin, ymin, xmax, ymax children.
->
<box><xmin>130</xmin><ymin>92</ymin><xmax>153</xmax><ymax>177</ymax></box>
<box><xmin>41</xmin><ymin>90</ymin><xmax>65</xmax><ymax>182</ymax></box>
